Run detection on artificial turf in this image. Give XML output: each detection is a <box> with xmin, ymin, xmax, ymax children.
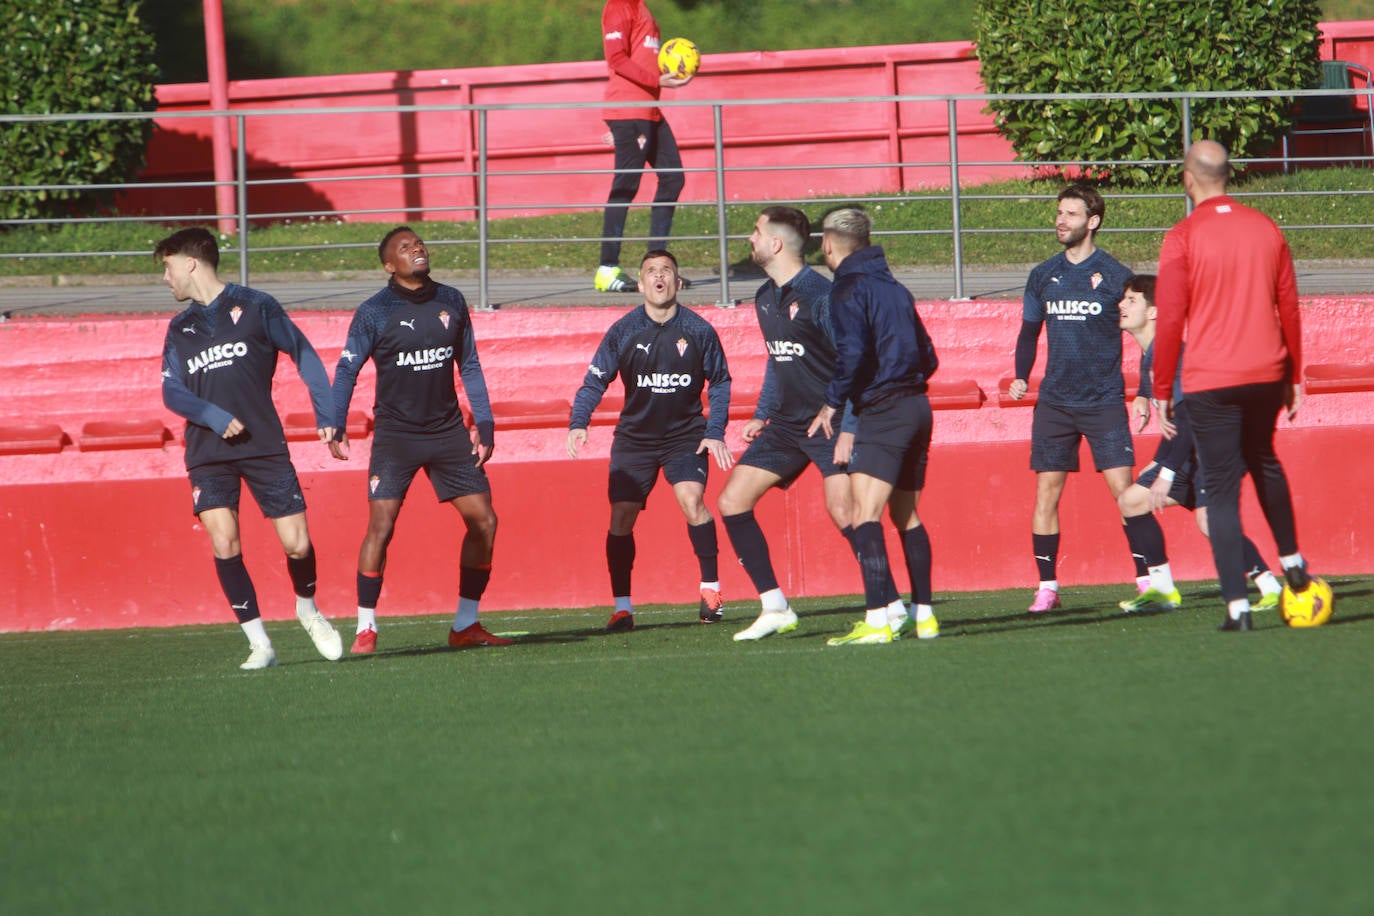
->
<box><xmin>2</xmin><ymin>579</ymin><xmax>1371</xmax><ymax>916</ymax></box>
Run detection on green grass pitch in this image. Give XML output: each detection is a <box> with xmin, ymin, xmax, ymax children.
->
<box><xmin>2</xmin><ymin>580</ymin><xmax>1371</xmax><ymax>916</ymax></box>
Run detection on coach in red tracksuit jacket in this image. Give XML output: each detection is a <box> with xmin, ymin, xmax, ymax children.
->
<box><xmin>592</xmin><ymin>0</ymin><xmax>694</xmax><ymax>293</ymax></box>
<box><xmin>1153</xmin><ymin>139</ymin><xmax>1312</xmax><ymax>632</ymax></box>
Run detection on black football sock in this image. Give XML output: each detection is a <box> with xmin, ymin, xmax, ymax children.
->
<box><xmin>1032</xmin><ymin>532</ymin><xmax>1060</xmax><ymax>583</ymax></box>
<box><xmin>686</xmin><ymin>518</ymin><xmax>720</xmax><ymax>583</ymax></box>
<box><xmin>722</xmin><ymin>511</ymin><xmax>779</xmax><ymax>593</ymax></box>
<box><xmin>1123</xmin><ymin>514</ymin><xmax>1168</xmax><ymax>569</ymax></box>
<box><xmin>459</xmin><ymin>564</ymin><xmax>492</xmax><ymax>601</ymax></box>
<box><xmin>901</xmin><ymin>524</ymin><xmax>933</xmax><ymax>606</ymax></box>
<box><xmin>852</xmin><ymin>521</ymin><xmax>899</xmax><ymax>610</ymax></box>
<box><xmin>606</xmin><ymin>531</ymin><xmax>635</xmax><ymax>598</ymax></box>
<box><xmin>215</xmin><ymin>554</ymin><xmax>259</xmax><ymax>623</ymax></box>
<box><xmin>357</xmin><ymin>570</ymin><xmax>383</xmax><ymax>609</ymax></box>
<box><xmin>1123</xmin><ymin>522</ymin><xmax>1148</xmax><ymax>579</ymax></box>
<box><xmin>286</xmin><ymin>545</ymin><xmax>317</xmax><ymax>599</ymax></box>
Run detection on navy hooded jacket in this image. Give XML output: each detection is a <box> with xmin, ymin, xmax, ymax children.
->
<box><xmin>823</xmin><ymin>245</ymin><xmax>938</xmax><ymax>413</ymax></box>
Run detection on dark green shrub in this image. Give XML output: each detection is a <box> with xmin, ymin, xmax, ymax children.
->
<box><xmin>974</xmin><ymin>0</ymin><xmax>1323</xmax><ymax>184</ymax></box>
<box><xmin>0</xmin><ymin>1</ymin><xmax>159</xmax><ymax>221</ymax></box>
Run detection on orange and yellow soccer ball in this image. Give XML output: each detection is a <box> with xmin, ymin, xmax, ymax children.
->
<box><xmin>658</xmin><ymin>38</ymin><xmax>701</xmax><ymax>78</ymax></box>
<box><xmin>1279</xmin><ymin>576</ymin><xmax>1335</xmax><ymax>627</ymax></box>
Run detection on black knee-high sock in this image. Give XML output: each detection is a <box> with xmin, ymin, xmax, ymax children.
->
<box><xmin>841</xmin><ymin>525</ymin><xmax>860</xmax><ymax>565</ymax></box>
<box><xmin>852</xmin><ymin>521</ymin><xmax>898</xmax><ymax>610</ymax></box>
<box><xmin>1123</xmin><ymin>513</ymin><xmax>1168</xmax><ymax>569</ymax></box>
<box><xmin>722</xmin><ymin>511</ymin><xmax>778</xmax><ymax>593</ymax></box>
<box><xmin>607</xmin><ymin>531</ymin><xmax>635</xmax><ymax>598</ymax></box>
<box><xmin>286</xmin><ymin>545</ymin><xmax>317</xmax><ymax>599</ymax></box>
<box><xmin>686</xmin><ymin>519</ymin><xmax>719</xmax><ymax>582</ymax></box>
<box><xmin>357</xmin><ymin>571</ymin><xmax>383</xmax><ymax>609</ymax></box>
<box><xmin>459</xmin><ymin>565</ymin><xmax>492</xmax><ymax>601</ymax></box>
<box><xmin>1033</xmin><ymin>532</ymin><xmax>1060</xmax><ymax>582</ymax></box>
<box><xmin>901</xmin><ymin>525</ymin><xmax>933</xmax><ymax>605</ymax></box>
<box><xmin>1123</xmin><ymin>522</ymin><xmax>1148</xmax><ymax>579</ymax></box>
<box><xmin>215</xmin><ymin>554</ymin><xmax>259</xmax><ymax>623</ymax></box>
<box><xmin>1241</xmin><ymin>538</ymin><xmax>1267</xmax><ymax>579</ymax></box>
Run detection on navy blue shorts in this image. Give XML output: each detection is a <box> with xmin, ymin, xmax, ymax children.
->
<box><xmin>849</xmin><ymin>393</ymin><xmax>932</xmax><ymax>491</ymax></box>
<box><xmin>368</xmin><ymin>428</ymin><xmax>491</xmax><ymax>503</ymax></box>
<box><xmin>609</xmin><ymin>431</ymin><xmax>708</xmax><ymax>505</ymax></box>
<box><xmin>188</xmin><ymin>453</ymin><xmax>306</xmax><ymax>519</ymax></box>
<box><xmin>737</xmin><ymin>418</ymin><xmax>846</xmax><ymax>489</ymax></box>
<box><xmin>1030</xmin><ymin>402</ymin><xmax>1134</xmax><ymax>473</ymax></box>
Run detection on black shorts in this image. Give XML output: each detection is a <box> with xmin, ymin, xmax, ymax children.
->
<box><xmin>1135</xmin><ymin>462</ymin><xmax>1203</xmax><ymax>511</ymax></box>
<box><xmin>188</xmin><ymin>453</ymin><xmax>305</xmax><ymax>519</ymax></box>
<box><xmin>737</xmin><ymin>418</ymin><xmax>846</xmax><ymax>489</ymax></box>
<box><xmin>609</xmin><ymin>431</ymin><xmax>708</xmax><ymax>505</ymax></box>
<box><xmin>368</xmin><ymin>428</ymin><xmax>491</xmax><ymax>503</ymax></box>
<box><xmin>1030</xmin><ymin>402</ymin><xmax>1134</xmax><ymax>473</ymax></box>
<box><xmin>849</xmin><ymin>394</ymin><xmax>932</xmax><ymax>491</ymax></box>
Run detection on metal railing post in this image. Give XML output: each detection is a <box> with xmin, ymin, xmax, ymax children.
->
<box><xmin>1181</xmin><ymin>97</ymin><xmax>1194</xmax><ymax>216</ymax></box>
<box><xmin>712</xmin><ymin>104</ymin><xmax>734</xmax><ymax>307</ymax></box>
<box><xmin>477</xmin><ymin>109</ymin><xmax>492</xmax><ymax>310</ymax></box>
<box><xmin>947</xmin><ymin>99</ymin><xmax>965</xmax><ymax>300</ymax></box>
<box><xmin>235</xmin><ymin>114</ymin><xmax>249</xmax><ymax>286</ymax></box>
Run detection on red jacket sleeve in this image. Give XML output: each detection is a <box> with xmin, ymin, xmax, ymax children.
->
<box><xmin>1274</xmin><ymin>234</ymin><xmax>1302</xmax><ymax>381</ymax></box>
<box><xmin>1152</xmin><ymin>222</ymin><xmax>1189</xmax><ymax>398</ymax></box>
<box><xmin>602</xmin><ymin>2</ymin><xmax>660</xmax><ymax>91</ymax></box>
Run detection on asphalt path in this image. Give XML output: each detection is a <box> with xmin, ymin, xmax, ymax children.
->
<box><xmin>1</xmin><ymin>261</ymin><xmax>1371</xmax><ymax>319</ymax></box>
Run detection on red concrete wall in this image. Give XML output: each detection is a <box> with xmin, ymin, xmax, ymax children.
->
<box><xmin>122</xmin><ymin>21</ymin><xmax>1374</xmax><ymax>223</ymax></box>
<box><xmin>3</xmin><ymin>298</ymin><xmax>1372</xmax><ymax>632</ymax></box>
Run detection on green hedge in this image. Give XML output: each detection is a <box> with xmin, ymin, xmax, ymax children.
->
<box><xmin>1</xmin><ymin>1</ymin><xmax>159</xmax><ymax>221</ymax></box>
<box><xmin>974</xmin><ymin>0</ymin><xmax>1323</xmax><ymax>185</ymax></box>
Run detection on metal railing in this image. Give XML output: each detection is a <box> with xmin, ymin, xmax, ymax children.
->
<box><xmin>2</xmin><ymin>86</ymin><xmax>1372</xmax><ymax>308</ymax></box>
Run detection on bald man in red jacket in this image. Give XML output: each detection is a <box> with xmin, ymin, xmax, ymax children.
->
<box><xmin>1153</xmin><ymin>139</ymin><xmax>1313</xmax><ymax>632</ymax></box>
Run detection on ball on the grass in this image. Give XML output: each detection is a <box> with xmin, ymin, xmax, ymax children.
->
<box><xmin>1279</xmin><ymin>576</ymin><xmax>1334</xmax><ymax>627</ymax></box>
<box><xmin>658</xmin><ymin>38</ymin><xmax>701</xmax><ymax>78</ymax></box>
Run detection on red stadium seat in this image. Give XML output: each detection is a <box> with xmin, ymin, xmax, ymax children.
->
<box><xmin>78</xmin><ymin>419</ymin><xmax>171</xmax><ymax>451</ymax></box>
<box><xmin>490</xmin><ymin>399</ymin><xmax>572</xmax><ymax>431</ymax></box>
<box><xmin>283</xmin><ymin>410</ymin><xmax>372</xmax><ymax>441</ymax></box>
<box><xmin>928</xmin><ymin>379</ymin><xmax>986</xmax><ymax>410</ymax></box>
<box><xmin>1304</xmin><ymin>362</ymin><xmax>1374</xmax><ymax>394</ymax></box>
<box><xmin>0</xmin><ymin>423</ymin><xmax>68</xmax><ymax>455</ymax></box>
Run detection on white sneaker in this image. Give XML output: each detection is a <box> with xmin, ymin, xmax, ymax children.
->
<box><xmin>297</xmin><ymin>608</ymin><xmax>343</xmax><ymax>661</ymax></box>
<box><xmin>240</xmin><ymin>643</ymin><xmax>277</xmax><ymax>670</ymax></box>
<box><xmin>733</xmin><ymin>607</ymin><xmax>799</xmax><ymax>641</ymax></box>
<box><xmin>887</xmin><ymin>611</ymin><xmax>910</xmax><ymax>639</ymax></box>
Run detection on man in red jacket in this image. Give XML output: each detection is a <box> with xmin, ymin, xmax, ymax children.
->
<box><xmin>1153</xmin><ymin>139</ymin><xmax>1313</xmax><ymax>632</ymax></box>
<box><xmin>593</xmin><ymin>0</ymin><xmax>694</xmax><ymax>293</ymax></box>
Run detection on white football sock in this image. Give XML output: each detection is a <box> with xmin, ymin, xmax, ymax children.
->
<box><xmin>295</xmin><ymin>594</ymin><xmax>318</xmax><ymax>616</ymax></box>
<box><xmin>914</xmin><ymin>603</ymin><xmax>934</xmax><ymax>622</ymax></box>
<box><xmin>1254</xmin><ymin>570</ymin><xmax>1282</xmax><ymax>596</ymax></box>
<box><xmin>1228</xmin><ymin>598</ymin><xmax>1251</xmax><ymax>620</ymax></box>
<box><xmin>1038</xmin><ymin>580</ymin><xmax>1059</xmax><ymax>592</ymax></box>
<box><xmin>356</xmin><ymin>607</ymin><xmax>377</xmax><ymax>634</ymax></box>
<box><xmin>865</xmin><ymin>607</ymin><xmax>890</xmax><ymax>628</ymax></box>
<box><xmin>241</xmin><ymin>617</ymin><xmax>270</xmax><ymax>648</ymax></box>
<box><xmin>700</xmin><ymin>580</ymin><xmax>721</xmax><ymax>593</ymax></box>
<box><xmin>1279</xmin><ymin>553</ymin><xmax>1306</xmax><ymax>570</ymax></box>
<box><xmin>614</xmin><ymin>596</ymin><xmax>633</xmax><ymax>614</ymax></box>
<box><xmin>759</xmin><ymin>588</ymin><xmax>788</xmax><ymax>613</ymax></box>
<box><xmin>1148</xmin><ymin>563</ymin><xmax>1176</xmax><ymax>594</ymax></box>
<box><xmin>452</xmin><ymin>597</ymin><xmax>479</xmax><ymax>632</ymax></box>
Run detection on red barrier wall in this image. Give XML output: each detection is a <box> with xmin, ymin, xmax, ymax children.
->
<box><xmin>3</xmin><ymin>298</ymin><xmax>1372</xmax><ymax>632</ymax></box>
<box><xmin>122</xmin><ymin>21</ymin><xmax>1374</xmax><ymax>223</ymax></box>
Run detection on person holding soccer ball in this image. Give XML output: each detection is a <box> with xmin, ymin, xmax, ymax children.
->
<box><xmin>156</xmin><ymin>227</ymin><xmax>343</xmax><ymax>670</ymax></box>
<box><xmin>1154</xmin><ymin>140</ymin><xmax>1314</xmax><ymax>632</ymax></box>
<box><xmin>1115</xmin><ymin>273</ymin><xmax>1286</xmax><ymax>615</ymax></box>
<box><xmin>592</xmin><ymin>0</ymin><xmax>694</xmax><ymax>293</ymax></box>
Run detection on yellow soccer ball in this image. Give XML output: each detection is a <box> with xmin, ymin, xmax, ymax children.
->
<box><xmin>658</xmin><ymin>38</ymin><xmax>701</xmax><ymax>78</ymax></box>
<box><xmin>1279</xmin><ymin>576</ymin><xmax>1335</xmax><ymax>627</ymax></box>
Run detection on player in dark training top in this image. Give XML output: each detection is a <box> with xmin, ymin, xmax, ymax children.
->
<box><xmin>567</xmin><ymin>249</ymin><xmax>733</xmax><ymax>631</ymax></box>
<box><xmin>717</xmin><ymin>206</ymin><xmax>859</xmax><ymax>641</ymax></box>
<box><xmin>1008</xmin><ymin>184</ymin><xmax>1137</xmax><ymax>613</ymax></box>
<box><xmin>157</xmin><ymin>227</ymin><xmax>343</xmax><ymax>670</ymax></box>
<box><xmin>330</xmin><ymin>227</ymin><xmax>506</xmax><ymax>653</ymax></box>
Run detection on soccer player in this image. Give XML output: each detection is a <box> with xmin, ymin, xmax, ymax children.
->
<box><xmin>719</xmin><ymin>206</ymin><xmax>857</xmax><ymax>641</ymax></box>
<box><xmin>567</xmin><ymin>249</ymin><xmax>733</xmax><ymax>631</ymax></box>
<box><xmin>1153</xmin><ymin>140</ymin><xmax>1312</xmax><ymax>632</ymax></box>
<box><xmin>1009</xmin><ymin>184</ymin><xmax>1136</xmax><ymax>613</ymax></box>
<box><xmin>807</xmin><ymin>208</ymin><xmax>940</xmax><ymax>647</ymax></box>
<box><xmin>1115</xmin><ymin>274</ymin><xmax>1285</xmax><ymax>614</ymax></box>
<box><xmin>592</xmin><ymin>0</ymin><xmax>694</xmax><ymax>293</ymax></box>
<box><xmin>156</xmin><ymin>227</ymin><xmax>343</xmax><ymax>670</ymax></box>
<box><xmin>330</xmin><ymin>227</ymin><xmax>507</xmax><ymax>653</ymax></box>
